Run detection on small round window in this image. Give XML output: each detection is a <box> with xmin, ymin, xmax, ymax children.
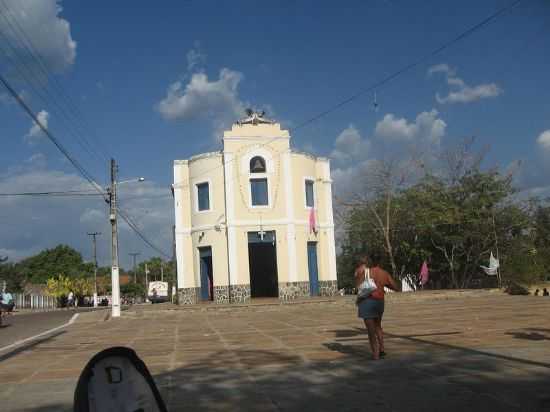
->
<box><xmin>250</xmin><ymin>156</ymin><xmax>266</xmax><ymax>173</ymax></box>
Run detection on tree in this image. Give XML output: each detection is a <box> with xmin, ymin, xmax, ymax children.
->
<box><xmin>72</xmin><ymin>277</ymin><xmax>94</xmax><ymax>301</ymax></box>
<box><xmin>46</xmin><ymin>275</ymin><xmax>73</xmax><ymax>307</ymax></box>
<box><xmin>405</xmin><ymin>170</ymin><xmax>517</xmax><ymax>288</ymax></box>
<box><xmin>120</xmin><ymin>282</ymin><xmax>146</xmax><ymax>299</ymax></box>
<box><xmin>17</xmin><ymin>245</ymin><xmax>93</xmax><ymax>284</ymax></box>
<box><xmin>337</xmin><ymin>158</ymin><xmax>418</xmax><ymax>280</ymax></box>
<box><xmin>337</xmin><ymin>140</ymin><xmax>539</xmax><ymax>289</ymax></box>
<box><xmin>0</xmin><ymin>262</ymin><xmax>25</xmax><ymax>292</ymax></box>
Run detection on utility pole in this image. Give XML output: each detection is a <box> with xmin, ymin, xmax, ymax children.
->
<box><xmin>109</xmin><ymin>158</ymin><xmax>121</xmax><ymax>318</ymax></box>
<box><xmin>87</xmin><ymin>231</ymin><xmax>101</xmax><ymax>307</ymax></box>
<box><xmin>129</xmin><ymin>252</ymin><xmax>141</xmax><ymax>284</ymax></box>
<box><xmin>160</xmin><ymin>261</ymin><xmax>164</xmax><ymax>282</ymax></box>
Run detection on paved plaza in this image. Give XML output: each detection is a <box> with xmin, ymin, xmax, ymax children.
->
<box><xmin>0</xmin><ymin>291</ymin><xmax>550</xmax><ymax>411</ymax></box>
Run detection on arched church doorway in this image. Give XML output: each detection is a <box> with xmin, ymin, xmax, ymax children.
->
<box><xmin>248</xmin><ymin>231</ymin><xmax>278</xmax><ymax>298</ymax></box>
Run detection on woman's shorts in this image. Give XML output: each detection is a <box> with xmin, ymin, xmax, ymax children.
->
<box><xmin>357</xmin><ymin>298</ymin><xmax>384</xmax><ymax>319</ymax></box>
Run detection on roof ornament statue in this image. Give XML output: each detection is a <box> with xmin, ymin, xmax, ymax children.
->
<box><xmin>238</xmin><ymin>109</ymin><xmax>274</xmax><ymax>126</ymax></box>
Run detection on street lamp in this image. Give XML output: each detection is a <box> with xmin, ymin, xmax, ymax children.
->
<box><xmin>107</xmin><ymin>163</ymin><xmax>146</xmax><ymax>318</ymax></box>
<box><xmin>118</xmin><ymin>177</ymin><xmax>146</xmax><ymax>185</ymax></box>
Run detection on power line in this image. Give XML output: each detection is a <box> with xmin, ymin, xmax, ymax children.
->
<box><xmin>0</xmin><ymin>72</ymin><xmax>107</xmax><ymax>198</ymax></box>
<box><xmin>0</xmin><ymin>1</ymin><xmax>109</xmax><ymax>170</ymax></box>
<box><xmin>0</xmin><ymin>190</ymin><xmax>104</xmax><ymax>197</ymax></box>
<box><xmin>291</xmin><ymin>0</ymin><xmax>522</xmax><ymax>132</ymax></box>
<box><xmin>0</xmin><ymin>34</ymin><xmax>106</xmax><ymax>174</ymax></box>
<box><xmin>117</xmin><ymin>207</ymin><xmax>172</xmax><ymax>259</ymax></box>
<box><xmin>173</xmin><ymin>1</ymin><xmax>522</xmax><ymax>189</ymax></box>
<box><xmin>0</xmin><ymin>11</ymin><xmax>171</xmax><ymax>271</ymax></box>
<box><xmin>0</xmin><ymin>0</ymin><xmax>110</xmax><ymax>162</ymax></box>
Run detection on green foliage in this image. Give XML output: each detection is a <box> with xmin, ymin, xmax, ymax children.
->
<box><xmin>137</xmin><ymin>257</ymin><xmax>176</xmax><ymax>283</ymax></box>
<box><xmin>46</xmin><ymin>275</ymin><xmax>73</xmax><ymax>306</ymax></box>
<box><xmin>338</xmin><ymin>162</ymin><xmax>548</xmax><ymax>289</ymax></box>
<box><xmin>16</xmin><ymin>245</ymin><xmax>93</xmax><ymax>284</ymax></box>
<box><xmin>0</xmin><ymin>262</ymin><xmax>25</xmax><ymax>292</ymax></box>
<box><xmin>120</xmin><ymin>282</ymin><xmax>146</xmax><ymax>298</ymax></box>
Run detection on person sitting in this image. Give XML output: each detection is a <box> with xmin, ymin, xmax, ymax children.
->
<box><xmin>543</xmin><ymin>288</ymin><xmax>549</xmax><ymax>297</ymax></box>
<box><xmin>534</xmin><ymin>289</ymin><xmax>540</xmax><ymax>296</ymax></box>
<box><xmin>0</xmin><ymin>288</ymin><xmax>15</xmax><ymax>313</ymax></box>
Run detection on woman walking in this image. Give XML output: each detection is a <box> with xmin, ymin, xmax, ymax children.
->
<box><xmin>355</xmin><ymin>253</ymin><xmax>399</xmax><ymax>360</ymax></box>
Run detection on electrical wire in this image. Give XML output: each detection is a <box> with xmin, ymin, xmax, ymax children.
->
<box><xmin>171</xmin><ymin>0</ymin><xmax>522</xmax><ymax>188</ymax></box>
<box><xmin>0</xmin><ymin>190</ymin><xmax>104</xmax><ymax>197</ymax></box>
<box><xmin>0</xmin><ymin>5</ymin><xmax>169</xmax><ymax>257</ymax></box>
<box><xmin>0</xmin><ymin>1</ymin><xmax>109</xmax><ymax>171</ymax></box>
<box><xmin>117</xmin><ymin>207</ymin><xmax>172</xmax><ymax>258</ymax></box>
<box><xmin>291</xmin><ymin>0</ymin><xmax>522</xmax><ymax>132</ymax></box>
<box><xmin>0</xmin><ymin>72</ymin><xmax>107</xmax><ymax>199</ymax></box>
<box><xmin>0</xmin><ymin>0</ymin><xmax>110</xmax><ymax>160</ymax></box>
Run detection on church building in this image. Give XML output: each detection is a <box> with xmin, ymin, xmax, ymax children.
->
<box><xmin>173</xmin><ymin>111</ymin><xmax>337</xmax><ymax>304</ymax></box>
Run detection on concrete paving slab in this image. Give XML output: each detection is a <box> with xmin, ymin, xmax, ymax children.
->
<box><xmin>1</xmin><ymin>292</ymin><xmax>549</xmax><ymax>411</ymax></box>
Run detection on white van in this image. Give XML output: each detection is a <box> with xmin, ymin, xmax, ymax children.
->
<box><xmin>148</xmin><ymin>281</ymin><xmax>168</xmax><ymax>303</ymax></box>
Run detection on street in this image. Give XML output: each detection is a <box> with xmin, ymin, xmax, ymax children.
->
<box><xmin>0</xmin><ymin>309</ymin><xmax>103</xmax><ymax>351</ymax></box>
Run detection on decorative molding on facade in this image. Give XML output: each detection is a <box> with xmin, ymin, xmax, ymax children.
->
<box><xmin>224</xmin><ymin>152</ymin><xmax>239</xmax><ymax>290</ymax></box>
<box><xmin>222</xmin><ymin>136</ymin><xmax>289</xmax><ymax>142</ymax></box>
<box><xmin>188</xmin><ymin>151</ymin><xmax>222</xmax><ymax>163</ymax></box>
<box><xmin>176</xmin><ymin>220</ymin><xmax>335</xmax><ymax>236</ymax></box>
<box><xmin>322</xmin><ymin>160</ymin><xmax>338</xmax><ymax>281</ymax></box>
<box><xmin>282</xmin><ymin>149</ymin><xmax>297</xmax><ymax>283</ymax></box>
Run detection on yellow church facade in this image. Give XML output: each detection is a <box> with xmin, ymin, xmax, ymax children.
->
<box><xmin>173</xmin><ymin>112</ymin><xmax>337</xmax><ymax>304</ymax></box>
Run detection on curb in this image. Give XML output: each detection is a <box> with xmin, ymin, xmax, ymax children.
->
<box><xmin>0</xmin><ymin>313</ymin><xmax>79</xmax><ymax>354</ymax></box>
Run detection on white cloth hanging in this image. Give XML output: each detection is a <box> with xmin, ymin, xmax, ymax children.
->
<box><xmin>481</xmin><ymin>252</ymin><xmax>499</xmax><ymax>276</ymax></box>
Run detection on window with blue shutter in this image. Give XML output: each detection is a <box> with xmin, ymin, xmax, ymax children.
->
<box><xmin>197</xmin><ymin>182</ymin><xmax>210</xmax><ymax>211</ymax></box>
<box><xmin>305</xmin><ymin>180</ymin><xmax>314</xmax><ymax>207</ymax></box>
<box><xmin>250</xmin><ymin>178</ymin><xmax>268</xmax><ymax>206</ymax></box>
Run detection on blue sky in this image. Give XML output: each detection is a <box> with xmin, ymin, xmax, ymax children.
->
<box><xmin>1</xmin><ymin>0</ymin><xmax>549</xmax><ymax>267</ymax></box>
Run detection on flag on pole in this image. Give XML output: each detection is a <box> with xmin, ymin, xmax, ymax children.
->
<box><xmin>309</xmin><ymin>208</ymin><xmax>316</xmax><ymax>233</ymax></box>
<box><xmin>420</xmin><ymin>260</ymin><xmax>429</xmax><ymax>286</ymax></box>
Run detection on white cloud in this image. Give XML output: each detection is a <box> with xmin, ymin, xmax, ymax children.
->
<box><xmin>537</xmin><ymin>130</ymin><xmax>550</xmax><ymax>151</ymax></box>
<box><xmin>25</xmin><ymin>110</ymin><xmax>49</xmax><ymax>142</ymax></box>
<box><xmin>429</xmin><ymin>63</ymin><xmax>502</xmax><ymax>104</ymax></box>
<box><xmin>330</xmin><ymin>125</ymin><xmax>371</xmax><ymax>166</ymax></box>
<box><xmin>186</xmin><ymin>42</ymin><xmax>206</xmax><ymax>72</ymax></box>
<box><xmin>427</xmin><ymin>64</ymin><xmax>456</xmax><ymax>77</ymax></box>
<box><xmin>79</xmin><ymin>208</ymin><xmax>104</xmax><ymax>224</ymax></box>
<box><xmin>375</xmin><ymin>109</ymin><xmax>446</xmax><ymax>145</ymax></box>
<box><xmin>330</xmin><ymin>110</ymin><xmax>448</xmax><ymax>203</ymax></box>
<box><xmin>436</xmin><ymin>83</ymin><xmax>502</xmax><ymax>104</ymax></box>
<box><xmin>0</xmin><ymin>167</ymin><xmax>174</xmax><ymax>267</ymax></box>
<box><xmin>1</xmin><ymin>0</ymin><xmax>77</xmax><ymax>72</ymax></box>
<box><xmin>25</xmin><ymin>153</ymin><xmax>47</xmax><ymax>168</ymax></box>
<box><xmin>157</xmin><ymin>68</ymin><xmax>245</xmax><ymax>122</ymax></box>
<box><xmin>375</xmin><ymin>114</ymin><xmax>416</xmax><ymax>141</ymax></box>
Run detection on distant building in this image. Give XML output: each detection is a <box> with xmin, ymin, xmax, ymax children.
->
<box><xmin>173</xmin><ymin>112</ymin><xmax>337</xmax><ymax>304</ymax></box>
